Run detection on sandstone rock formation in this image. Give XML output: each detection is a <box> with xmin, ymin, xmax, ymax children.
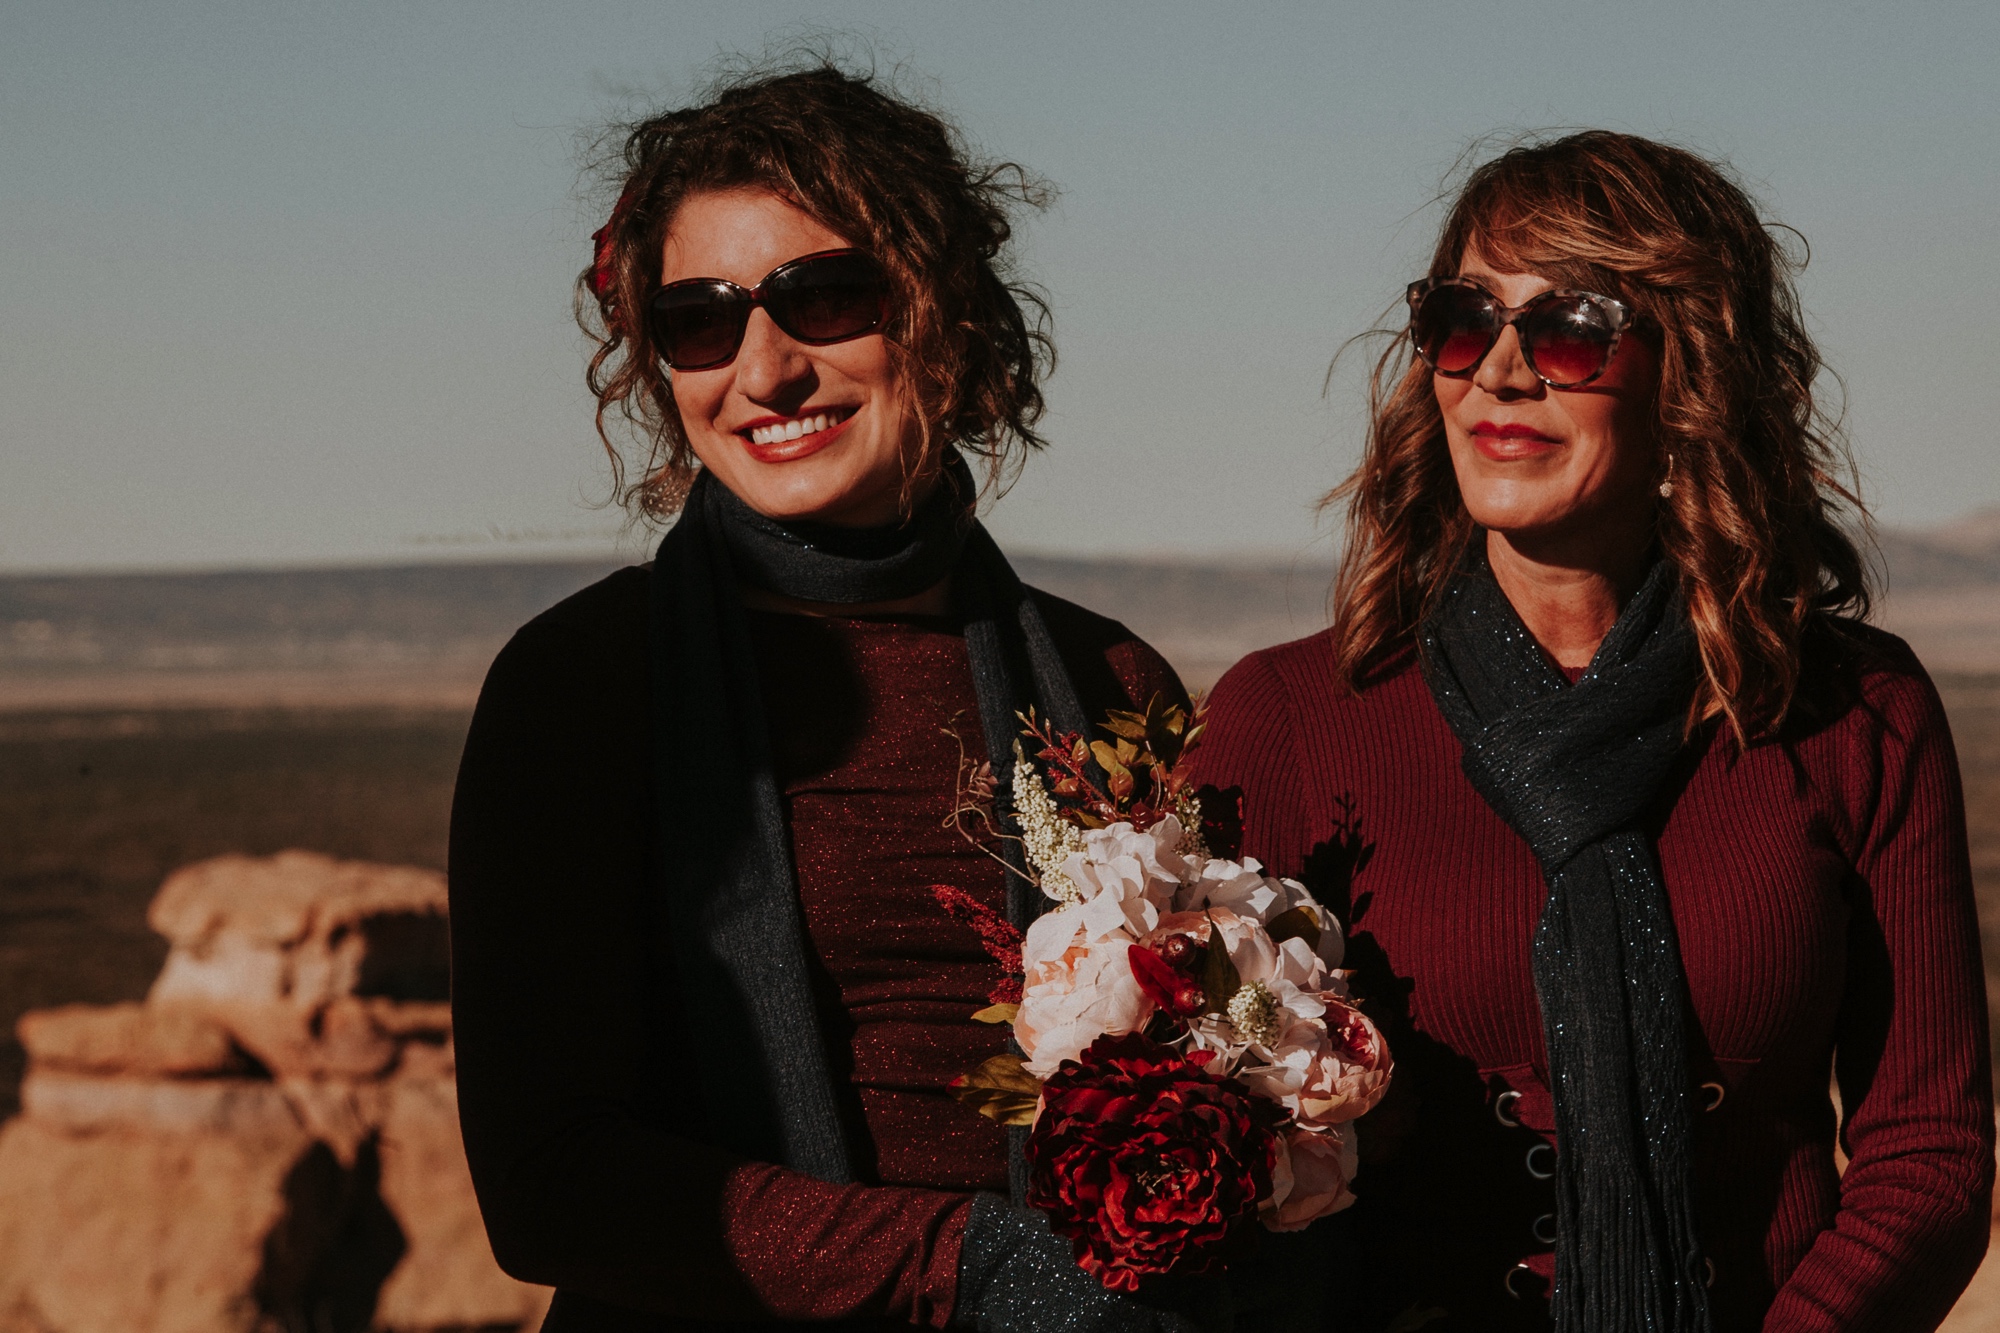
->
<box><xmin>0</xmin><ymin>852</ymin><xmax>551</xmax><ymax>1333</ymax></box>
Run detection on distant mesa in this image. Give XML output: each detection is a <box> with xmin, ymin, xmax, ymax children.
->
<box><xmin>1878</xmin><ymin>507</ymin><xmax>2000</xmax><ymax>590</ymax></box>
<box><xmin>5</xmin><ymin>510</ymin><xmax>2000</xmax><ymax>707</ymax></box>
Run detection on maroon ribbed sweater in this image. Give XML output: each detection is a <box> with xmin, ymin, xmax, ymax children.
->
<box><xmin>1189</xmin><ymin>623</ymin><xmax>1993</xmax><ymax>1333</ymax></box>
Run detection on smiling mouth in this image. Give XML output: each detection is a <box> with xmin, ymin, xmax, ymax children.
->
<box><xmin>1469</xmin><ymin>421</ymin><xmax>1562</xmax><ymax>462</ymax></box>
<box><xmin>740</xmin><ymin>406</ymin><xmax>857</xmax><ymax>447</ymax></box>
<box><xmin>1472</xmin><ymin>422</ymin><xmax>1558</xmax><ymax>443</ymax></box>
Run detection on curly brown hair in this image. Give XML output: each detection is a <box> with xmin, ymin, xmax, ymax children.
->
<box><xmin>580</xmin><ymin>62</ymin><xmax>1054</xmax><ymax>517</ymax></box>
<box><xmin>1327</xmin><ymin>130</ymin><xmax>1871</xmax><ymax>739</ymax></box>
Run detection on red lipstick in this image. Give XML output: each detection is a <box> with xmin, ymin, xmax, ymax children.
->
<box><xmin>733</xmin><ymin>407</ymin><xmax>858</xmax><ymax>464</ymax></box>
<box><xmin>1469</xmin><ymin>421</ymin><xmax>1561</xmax><ymax>461</ymax></box>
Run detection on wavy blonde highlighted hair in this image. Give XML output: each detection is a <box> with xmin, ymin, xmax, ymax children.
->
<box><xmin>1328</xmin><ymin>131</ymin><xmax>1871</xmax><ymax>739</ymax></box>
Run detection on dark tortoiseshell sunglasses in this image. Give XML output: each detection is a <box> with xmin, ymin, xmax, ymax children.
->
<box><xmin>1407</xmin><ymin>277</ymin><xmax>1638</xmax><ymax>389</ymax></box>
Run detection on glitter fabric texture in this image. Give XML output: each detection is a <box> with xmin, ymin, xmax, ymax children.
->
<box><xmin>751</xmin><ymin>609</ymin><xmax>1018</xmax><ymax>1191</ymax></box>
<box><xmin>749</xmin><ymin>608</ymin><xmax>1183</xmax><ymax>1196</ymax></box>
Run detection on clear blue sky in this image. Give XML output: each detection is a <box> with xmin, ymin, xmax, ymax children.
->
<box><xmin>5</xmin><ymin>1</ymin><xmax>1996</xmax><ymax>572</ymax></box>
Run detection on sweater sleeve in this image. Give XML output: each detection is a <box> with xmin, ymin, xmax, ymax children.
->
<box><xmin>1763</xmin><ymin>664</ymin><xmax>1995</xmax><ymax>1331</ymax></box>
<box><xmin>447</xmin><ymin>579</ymin><xmax>967</xmax><ymax>1326</ymax></box>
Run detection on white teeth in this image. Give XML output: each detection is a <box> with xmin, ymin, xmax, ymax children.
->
<box><xmin>748</xmin><ymin>410</ymin><xmax>844</xmax><ymax>446</ymax></box>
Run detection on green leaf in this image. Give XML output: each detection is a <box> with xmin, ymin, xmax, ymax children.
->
<box><xmin>1266</xmin><ymin>905</ymin><xmax>1323</xmax><ymax>949</ymax></box>
<box><xmin>948</xmin><ymin>1054</ymin><xmax>1042</xmax><ymax>1126</ymax></box>
<box><xmin>971</xmin><ymin>1003</ymin><xmax>1019</xmax><ymax>1025</ymax></box>
<box><xmin>1201</xmin><ymin>909</ymin><xmax>1241</xmax><ymax>1014</ymax></box>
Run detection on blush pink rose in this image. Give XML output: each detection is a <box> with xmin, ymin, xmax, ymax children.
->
<box><xmin>1243</xmin><ymin>996</ymin><xmax>1392</xmax><ymax>1127</ymax></box>
<box><xmin>1261</xmin><ymin>1124</ymin><xmax>1358</xmax><ymax>1231</ymax></box>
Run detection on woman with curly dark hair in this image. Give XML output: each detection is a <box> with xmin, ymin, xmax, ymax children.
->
<box><xmin>1192</xmin><ymin>132</ymin><xmax>1994</xmax><ymax>1332</ymax></box>
<box><xmin>446</xmin><ymin>64</ymin><xmax>1233</xmax><ymax>1333</ymax></box>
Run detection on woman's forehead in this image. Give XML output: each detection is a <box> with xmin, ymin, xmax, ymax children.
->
<box><xmin>1454</xmin><ymin>244</ymin><xmax>1559</xmax><ymax>302</ymax></box>
<box><xmin>660</xmin><ymin>187</ymin><xmax>850</xmax><ymax>284</ymax></box>
<box><xmin>1456</xmin><ymin>234</ymin><xmax>1615</xmax><ymax>302</ymax></box>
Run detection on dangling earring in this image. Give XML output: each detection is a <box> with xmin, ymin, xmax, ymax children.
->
<box><xmin>1658</xmin><ymin>453</ymin><xmax>1676</xmax><ymax>500</ymax></box>
<box><xmin>641</xmin><ymin>466</ymin><xmax>696</xmax><ymax>518</ymax></box>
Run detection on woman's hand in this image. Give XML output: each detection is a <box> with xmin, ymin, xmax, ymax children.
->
<box><xmin>953</xmin><ymin>1193</ymin><xmax>1233</xmax><ymax>1333</ymax></box>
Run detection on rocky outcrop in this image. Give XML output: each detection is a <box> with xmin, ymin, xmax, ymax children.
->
<box><xmin>0</xmin><ymin>852</ymin><xmax>551</xmax><ymax>1333</ymax></box>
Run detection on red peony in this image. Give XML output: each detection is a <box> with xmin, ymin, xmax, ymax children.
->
<box><xmin>1025</xmin><ymin>1032</ymin><xmax>1283</xmax><ymax>1292</ymax></box>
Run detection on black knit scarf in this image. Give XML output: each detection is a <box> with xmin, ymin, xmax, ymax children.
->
<box><xmin>1418</xmin><ymin>552</ymin><xmax>1713</xmax><ymax>1333</ymax></box>
<box><xmin>647</xmin><ymin>453</ymin><xmax>1087</xmax><ymax>1185</ymax></box>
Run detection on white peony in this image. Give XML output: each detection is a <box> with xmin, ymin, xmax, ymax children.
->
<box><xmin>1175</xmin><ymin>856</ymin><xmax>1344</xmax><ymax>970</ymax></box>
<box><xmin>1015</xmin><ymin>907</ymin><xmax>1155</xmax><ymax>1079</ymax></box>
<box><xmin>1141</xmin><ymin>908</ymin><xmax>1330</xmax><ymax>1070</ymax></box>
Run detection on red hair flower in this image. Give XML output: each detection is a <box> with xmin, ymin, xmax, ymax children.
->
<box><xmin>589</xmin><ymin>183</ymin><xmax>639</xmax><ymax>303</ymax></box>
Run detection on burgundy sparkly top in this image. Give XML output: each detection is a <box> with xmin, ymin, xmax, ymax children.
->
<box><xmin>449</xmin><ymin>567</ymin><xmax>1183</xmax><ymax>1329</ymax></box>
<box><xmin>754</xmin><ymin>611</ymin><xmax>1025</xmax><ymax>1193</ymax></box>
<box><xmin>1188</xmin><ymin>625</ymin><xmax>1994</xmax><ymax>1332</ymax></box>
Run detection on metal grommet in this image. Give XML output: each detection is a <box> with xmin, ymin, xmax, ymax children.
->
<box><xmin>1532</xmin><ymin>1212</ymin><xmax>1557</xmax><ymax>1245</ymax></box>
<box><xmin>1700</xmin><ymin>1081</ymin><xmax>1725</xmax><ymax>1112</ymax></box>
<box><xmin>1525</xmin><ymin>1143</ymin><xmax>1556</xmax><ymax>1180</ymax></box>
<box><xmin>1494</xmin><ymin>1089</ymin><xmax>1523</xmax><ymax>1128</ymax></box>
<box><xmin>1504</xmin><ymin>1262</ymin><xmax>1535</xmax><ymax>1299</ymax></box>
<box><xmin>1704</xmin><ymin>1257</ymin><xmax>1717</xmax><ymax>1289</ymax></box>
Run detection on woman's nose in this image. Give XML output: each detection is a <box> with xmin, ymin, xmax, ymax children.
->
<box><xmin>1472</xmin><ymin>324</ymin><xmax>1543</xmax><ymax>396</ymax></box>
<box><xmin>733</xmin><ymin>308</ymin><xmax>814</xmax><ymax>405</ymax></box>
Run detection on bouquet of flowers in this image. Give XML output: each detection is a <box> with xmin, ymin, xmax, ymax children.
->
<box><xmin>944</xmin><ymin>696</ymin><xmax>1392</xmax><ymax>1292</ymax></box>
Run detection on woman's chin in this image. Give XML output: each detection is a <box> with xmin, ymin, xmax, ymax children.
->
<box><xmin>1465</xmin><ymin>502</ymin><xmax>1576</xmax><ymax>543</ymax></box>
<box><xmin>724</xmin><ymin>467</ymin><xmax>905</xmax><ymax>528</ymax></box>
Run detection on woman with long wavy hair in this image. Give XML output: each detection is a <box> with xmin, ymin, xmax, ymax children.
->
<box><xmin>447</xmin><ymin>63</ymin><xmax>1241</xmax><ymax>1333</ymax></box>
<box><xmin>1191</xmin><ymin>131</ymin><xmax>1993</xmax><ymax>1331</ymax></box>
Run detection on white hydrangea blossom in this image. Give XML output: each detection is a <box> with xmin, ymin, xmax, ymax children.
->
<box><xmin>1060</xmin><ymin>816</ymin><xmax>1189</xmax><ymax>941</ymax></box>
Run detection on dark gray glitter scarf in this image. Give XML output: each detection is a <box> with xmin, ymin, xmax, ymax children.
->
<box><xmin>648</xmin><ymin>453</ymin><xmax>1088</xmax><ymax>1185</ymax></box>
<box><xmin>1418</xmin><ymin>552</ymin><xmax>1712</xmax><ymax>1333</ymax></box>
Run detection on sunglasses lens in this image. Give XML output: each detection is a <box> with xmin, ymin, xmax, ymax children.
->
<box><xmin>1414</xmin><ymin>285</ymin><xmax>1500</xmax><ymax>375</ymax></box>
<box><xmin>1521</xmin><ymin>296</ymin><xmax>1619</xmax><ymax>387</ymax></box>
<box><xmin>651</xmin><ymin>282</ymin><xmax>751</xmax><ymax>370</ymax></box>
<box><xmin>765</xmin><ymin>252</ymin><xmax>889</xmax><ymax>344</ymax></box>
